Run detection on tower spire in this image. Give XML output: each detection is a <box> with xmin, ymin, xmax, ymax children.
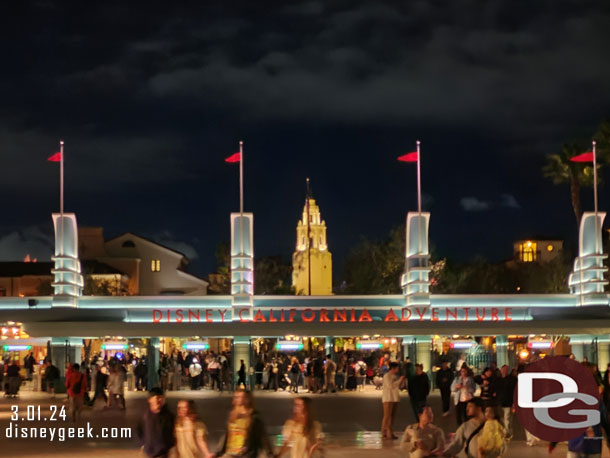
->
<box><xmin>306</xmin><ymin>177</ymin><xmax>312</xmax><ymax>199</ymax></box>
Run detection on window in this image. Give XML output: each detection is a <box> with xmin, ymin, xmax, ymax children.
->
<box><xmin>519</xmin><ymin>241</ymin><xmax>537</xmax><ymax>262</ymax></box>
<box><xmin>151</xmin><ymin>259</ymin><xmax>161</xmax><ymax>272</ymax></box>
<box><xmin>122</xmin><ymin>240</ymin><xmax>135</xmax><ymax>248</ymax></box>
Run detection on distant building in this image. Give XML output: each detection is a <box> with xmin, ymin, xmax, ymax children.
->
<box><xmin>0</xmin><ymin>260</ymin><xmax>128</xmax><ymax>297</ymax></box>
<box><xmin>80</xmin><ymin>228</ymin><xmax>208</xmax><ymax>296</ymax></box>
<box><xmin>292</xmin><ymin>188</ymin><xmax>332</xmax><ymax>295</ymax></box>
<box><xmin>513</xmin><ymin>238</ymin><xmax>563</xmax><ymax>263</ymax></box>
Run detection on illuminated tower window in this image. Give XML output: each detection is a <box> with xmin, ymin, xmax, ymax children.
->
<box><xmin>519</xmin><ymin>241</ymin><xmax>537</xmax><ymax>262</ymax></box>
<box><xmin>151</xmin><ymin>259</ymin><xmax>161</xmax><ymax>272</ymax></box>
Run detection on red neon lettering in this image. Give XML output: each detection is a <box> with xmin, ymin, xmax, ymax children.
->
<box><xmin>219</xmin><ymin>309</ymin><xmax>227</xmax><ymax>323</ymax></box>
<box><xmin>302</xmin><ymin>309</ymin><xmax>315</xmax><ymax>322</ymax></box>
<box><xmin>254</xmin><ymin>310</ymin><xmax>266</xmax><ymax>322</ymax></box>
<box><xmin>401</xmin><ymin>308</ymin><xmax>412</xmax><ymax>321</ymax></box>
<box><xmin>475</xmin><ymin>308</ymin><xmax>486</xmax><ymax>321</ymax></box>
<box><xmin>415</xmin><ymin>308</ymin><xmax>426</xmax><ymax>321</ymax></box>
<box><xmin>504</xmin><ymin>308</ymin><xmax>512</xmax><ymax>321</ymax></box>
<box><xmin>384</xmin><ymin>309</ymin><xmax>399</xmax><ymax>322</ymax></box>
<box><xmin>175</xmin><ymin>309</ymin><xmax>184</xmax><ymax>323</ymax></box>
<box><xmin>445</xmin><ymin>308</ymin><xmax>458</xmax><ymax>321</ymax></box>
<box><xmin>205</xmin><ymin>309</ymin><xmax>213</xmax><ymax>323</ymax></box>
<box><xmin>152</xmin><ymin>309</ymin><xmax>162</xmax><ymax>323</ymax></box>
<box><xmin>319</xmin><ymin>309</ymin><xmax>330</xmax><ymax>322</ymax></box>
<box><xmin>491</xmin><ymin>308</ymin><xmax>499</xmax><ymax>321</ymax></box>
<box><xmin>431</xmin><ymin>308</ymin><xmax>439</xmax><ymax>321</ymax></box>
<box><xmin>358</xmin><ymin>309</ymin><xmax>372</xmax><ymax>322</ymax></box>
<box><xmin>188</xmin><ymin>310</ymin><xmax>200</xmax><ymax>323</ymax></box>
<box><xmin>280</xmin><ymin>309</ymin><xmax>285</xmax><ymax>322</ymax></box>
<box><xmin>333</xmin><ymin>309</ymin><xmax>347</xmax><ymax>322</ymax></box>
<box><xmin>238</xmin><ymin>308</ymin><xmax>250</xmax><ymax>322</ymax></box>
<box><xmin>269</xmin><ymin>309</ymin><xmax>278</xmax><ymax>322</ymax></box>
<box><xmin>288</xmin><ymin>309</ymin><xmax>297</xmax><ymax>322</ymax></box>
<box><xmin>463</xmin><ymin>307</ymin><xmax>470</xmax><ymax>321</ymax></box>
<box><xmin>167</xmin><ymin>310</ymin><xmax>170</xmax><ymax>323</ymax></box>
<box><xmin>350</xmin><ymin>309</ymin><xmax>356</xmax><ymax>322</ymax></box>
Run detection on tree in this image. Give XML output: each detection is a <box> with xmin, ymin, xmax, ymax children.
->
<box><xmin>543</xmin><ymin>143</ymin><xmax>596</xmax><ymax>226</ymax></box>
<box><xmin>341</xmin><ymin>226</ymin><xmax>405</xmax><ymax>294</ymax></box>
<box><xmin>254</xmin><ymin>256</ymin><xmax>294</xmax><ymax>295</ymax></box>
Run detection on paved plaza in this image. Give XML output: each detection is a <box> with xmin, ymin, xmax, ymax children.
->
<box><xmin>2</xmin><ymin>388</ymin><xmax>608</xmax><ymax>457</ymax></box>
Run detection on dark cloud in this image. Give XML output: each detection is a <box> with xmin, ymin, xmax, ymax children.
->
<box><xmin>0</xmin><ymin>1</ymin><xmax>608</xmax><ymax>275</ymax></box>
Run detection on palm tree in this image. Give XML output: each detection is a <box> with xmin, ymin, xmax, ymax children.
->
<box><xmin>543</xmin><ymin>143</ymin><xmax>596</xmax><ymax>226</ymax></box>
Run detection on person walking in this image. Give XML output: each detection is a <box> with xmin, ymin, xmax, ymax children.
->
<box><xmin>494</xmin><ymin>365</ymin><xmax>516</xmax><ymax>441</ymax></box>
<box><xmin>208</xmin><ymin>357</ymin><xmax>221</xmax><ymax>391</ymax></box>
<box><xmin>107</xmin><ymin>364</ymin><xmax>126</xmax><ymax>410</ymax></box>
<box><xmin>65</xmin><ymin>363</ymin><xmax>88</xmax><ymax>422</ymax></box>
<box><xmin>215</xmin><ymin>390</ymin><xmax>273</xmax><ymax>457</ymax></box>
<box><xmin>442</xmin><ymin>398</ymin><xmax>486</xmax><ymax>458</ymax></box>
<box><xmin>189</xmin><ymin>357</ymin><xmax>203</xmax><ymax>391</ymax></box>
<box><xmin>275</xmin><ymin>397</ymin><xmax>323</xmax><ymax>458</ymax></box>
<box><xmin>6</xmin><ymin>360</ymin><xmax>21</xmax><ymax>397</ymax></box>
<box><xmin>355</xmin><ymin>359</ymin><xmax>367</xmax><ymax>392</ymax></box>
<box><xmin>474</xmin><ymin>367</ymin><xmax>497</xmax><ymax>408</ymax></box>
<box><xmin>436</xmin><ymin>361</ymin><xmax>454</xmax><ymax>417</ymax></box>
<box><xmin>44</xmin><ymin>361</ymin><xmax>60</xmax><ymax>398</ymax></box>
<box><xmin>408</xmin><ymin>364</ymin><xmax>430</xmax><ymax>421</ymax></box>
<box><xmin>451</xmin><ymin>366</ymin><xmax>476</xmax><ymax>426</ymax></box>
<box><xmin>137</xmin><ymin>387</ymin><xmax>175</xmax><ymax>458</ymax></box>
<box><xmin>381</xmin><ymin>362</ymin><xmax>405</xmax><ymax>440</ymax></box>
<box><xmin>324</xmin><ymin>355</ymin><xmax>336</xmax><ymax>393</ymax></box>
<box><xmin>175</xmin><ymin>399</ymin><xmax>212</xmax><ymax>458</ymax></box>
<box><xmin>401</xmin><ymin>405</ymin><xmax>445</xmax><ymax>458</ymax></box>
<box><xmin>237</xmin><ymin>360</ymin><xmax>247</xmax><ymax>390</ymax></box>
<box><xmin>477</xmin><ymin>406</ymin><xmax>506</xmax><ymax>458</ymax></box>
<box><xmin>289</xmin><ymin>357</ymin><xmax>301</xmax><ymax>394</ymax></box>
<box><xmin>90</xmin><ymin>363</ymin><xmax>108</xmax><ymax>406</ymax></box>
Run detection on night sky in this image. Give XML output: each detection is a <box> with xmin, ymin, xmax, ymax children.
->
<box><xmin>1</xmin><ymin>1</ymin><xmax>610</xmax><ymax>281</ymax></box>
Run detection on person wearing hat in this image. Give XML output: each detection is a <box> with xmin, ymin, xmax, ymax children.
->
<box><xmin>137</xmin><ymin>387</ymin><xmax>175</xmax><ymax>458</ymax></box>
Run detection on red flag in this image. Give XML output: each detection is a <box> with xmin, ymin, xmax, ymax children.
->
<box><xmin>570</xmin><ymin>152</ymin><xmax>594</xmax><ymax>162</ymax></box>
<box><xmin>225</xmin><ymin>152</ymin><xmax>241</xmax><ymax>163</ymax></box>
<box><xmin>47</xmin><ymin>152</ymin><xmax>62</xmax><ymax>162</ymax></box>
<box><xmin>397</xmin><ymin>151</ymin><xmax>418</xmax><ymax>162</ymax></box>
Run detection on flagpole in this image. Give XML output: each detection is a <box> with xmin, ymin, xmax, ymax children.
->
<box><xmin>239</xmin><ymin>141</ymin><xmax>244</xmax><ymax>256</ymax></box>
<box><xmin>416</xmin><ymin>140</ymin><xmax>422</xmax><ymax>215</ymax></box>
<box><xmin>593</xmin><ymin>140</ymin><xmax>599</xmax><ymax>254</ymax></box>
<box><xmin>59</xmin><ymin>140</ymin><xmax>64</xmax><ymax>256</ymax></box>
<box><xmin>416</xmin><ymin>141</ymin><xmax>423</xmax><ymax>260</ymax></box>
<box><xmin>306</xmin><ymin>178</ymin><xmax>311</xmax><ymax>296</ymax></box>
<box><xmin>60</xmin><ymin>140</ymin><xmax>64</xmax><ymax>216</ymax></box>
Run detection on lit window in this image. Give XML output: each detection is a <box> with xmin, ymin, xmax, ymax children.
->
<box><xmin>151</xmin><ymin>259</ymin><xmax>161</xmax><ymax>272</ymax></box>
<box><xmin>519</xmin><ymin>241</ymin><xmax>537</xmax><ymax>262</ymax></box>
<box><xmin>547</xmin><ymin>244</ymin><xmax>554</xmax><ymax>252</ymax></box>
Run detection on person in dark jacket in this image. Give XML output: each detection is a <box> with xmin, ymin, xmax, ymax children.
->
<box><xmin>494</xmin><ymin>364</ymin><xmax>517</xmax><ymax>440</ymax></box>
<box><xmin>474</xmin><ymin>367</ymin><xmax>497</xmax><ymax>407</ymax></box>
<box><xmin>137</xmin><ymin>387</ymin><xmax>175</xmax><ymax>458</ymax></box>
<box><xmin>407</xmin><ymin>364</ymin><xmax>430</xmax><ymax>421</ymax></box>
<box><xmin>216</xmin><ymin>389</ymin><xmax>273</xmax><ymax>458</ymax></box>
<box><xmin>237</xmin><ymin>359</ymin><xmax>247</xmax><ymax>389</ymax></box>
<box><xmin>6</xmin><ymin>361</ymin><xmax>21</xmax><ymax>397</ymax></box>
<box><xmin>436</xmin><ymin>361</ymin><xmax>454</xmax><ymax>416</ymax></box>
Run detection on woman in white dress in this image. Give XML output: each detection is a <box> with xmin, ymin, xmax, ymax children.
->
<box><xmin>275</xmin><ymin>397</ymin><xmax>323</xmax><ymax>458</ymax></box>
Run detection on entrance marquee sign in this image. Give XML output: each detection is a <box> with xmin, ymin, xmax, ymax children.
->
<box><xmin>141</xmin><ymin>306</ymin><xmax>526</xmax><ymax>324</ymax></box>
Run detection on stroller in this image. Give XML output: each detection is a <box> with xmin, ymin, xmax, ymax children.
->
<box><xmin>4</xmin><ymin>376</ymin><xmax>20</xmax><ymax>398</ymax></box>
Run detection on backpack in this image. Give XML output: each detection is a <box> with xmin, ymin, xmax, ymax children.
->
<box><xmin>359</xmin><ymin>366</ymin><xmax>366</xmax><ymax>376</ymax></box>
<box><xmin>72</xmin><ymin>374</ymin><xmax>83</xmax><ymax>395</ymax></box>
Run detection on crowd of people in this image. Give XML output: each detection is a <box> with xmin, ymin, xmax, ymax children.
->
<box><xmin>7</xmin><ymin>348</ymin><xmax>610</xmax><ymax>457</ymax></box>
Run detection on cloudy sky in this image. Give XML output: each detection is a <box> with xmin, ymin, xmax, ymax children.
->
<box><xmin>1</xmin><ymin>1</ymin><xmax>609</xmax><ymax>278</ymax></box>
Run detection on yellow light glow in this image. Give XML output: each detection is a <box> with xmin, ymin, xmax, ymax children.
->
<box><xmin>519</xmin><ymin>349</ymin><xmax>530</xmax><ymax>360</ymax></box>
<box><xmin>547</xmin><ymin>244</ymin><xmax>554</xmax><ymax>252</ymax></box>
<box><xmin>526</xmin><ymin>241</ymin><xmax>532</xmax><ymax>247</ymax></box>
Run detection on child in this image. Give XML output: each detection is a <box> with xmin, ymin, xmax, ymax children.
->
<box><xmin>477</xmin><ymin>406</ymin><xmax>506</xmax><ymax>458</ymax></box>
